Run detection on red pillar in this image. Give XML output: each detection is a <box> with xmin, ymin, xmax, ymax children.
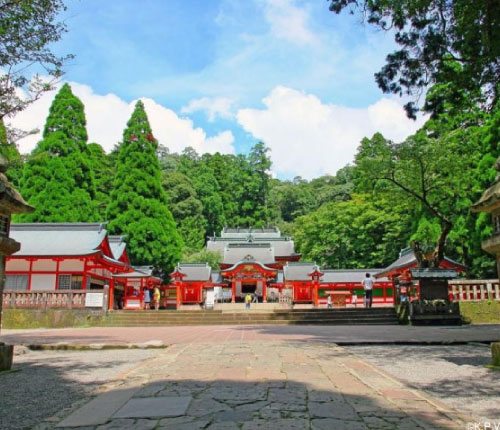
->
<box><xmin>314</xmin><ymin>281</ymin><xmax>319</xmax><ymax>307</ymax></box>
<box><xmin>108</xmin><ymin>278</ymin><xmax>115</xmax><ymax>310</ymax></box>
<box><xmin>82</xmin><ymin>258</ymin><xmax>88</xmax><ymax>290</ymax></box>
<box><xmin>176</xmin><ymin>281</ymin><xmax>181</xmax><ymax>309</ymax></box>
<box><xmin>262</xmin><ymin>280</ymin><xmax>267</xmax><ymax>303</ymax></box>
<box><xmin>231</xmin><ymin>279</ymin><xmax>236</xmax><ymax>303</ymax></box>
<box><xmin>27</xmin><ymin>259</ymin><xmax>33</xmax><ymax>291</ymax></box>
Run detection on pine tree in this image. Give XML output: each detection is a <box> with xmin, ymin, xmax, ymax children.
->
<box><xmin>88</xmin><ymin>142</ymin><xmax>113</xmax><ymax>218</ymax></box>
<box><xmin>17</xmin><ymin>83</ymin><xmax>97</xmax><ymax>222</ymax></box>
<box><xmin>107</xmin><ymin>100</ymin><xmax>182</xmax><ymax>278</ymax></box>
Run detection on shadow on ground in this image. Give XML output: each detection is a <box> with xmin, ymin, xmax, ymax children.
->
<box><xmin>0</xmin><ymin>349</ymin><xmax>154</xmax><ymax>430</ymax></box>
<box><xmin>54</xmin><ymin>376</ymin><xmax>468</xmax><ymax>430</ymax></box>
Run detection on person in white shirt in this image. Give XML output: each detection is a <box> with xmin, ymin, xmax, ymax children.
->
<box><xmin>362</xmin><ymin>273</ymin><xmax>374</xmax><ymax>308</ymax></box>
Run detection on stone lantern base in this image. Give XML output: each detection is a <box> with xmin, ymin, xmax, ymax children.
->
<box><xmin>0</xmin><ymin>342</ymin><xmax>13</xmax><ymax>371</ymax></box>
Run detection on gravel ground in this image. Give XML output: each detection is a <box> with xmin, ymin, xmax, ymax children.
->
<box><xmin>348</xmin><ymin>344</ymin><xmax>500</xmax><ymax>422</ymax></box>
<box><xmin>0</xmin><ymin>347</ymin><xmax>160</xmax><ymax>430</ymax></box>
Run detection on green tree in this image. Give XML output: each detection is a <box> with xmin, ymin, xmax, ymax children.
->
<box><xmin>247</xmin><ymin>142</ymin><xmax>272</xmax><ymax>224</ymax></box>
<box><xmin>88</xmin><ymin>142</ymin><xmax>113</xmax><ymax>218</ymax></box>
<box><xmin>177</xmin><ymin>150</ymin><xmax>225</xmax><ymax>237</ymax></box>
<box><xmin>17</xmin><ymin>83</ymin><xmax>97</xmax><ymax>222</ymax></box>
<box><xmin>0</xmin><ymin>0</ymin><xmax>73</xmax><ymax>119</ymax></box>
<box><xmin>0</xmin><ymin>118</ymin><xmax>23</xmax><ymax>187</ymax></box>
<box><xmin>181</xmin><ymin>248</ymin><xmax>222</xmax><ymax>270</ymax></box>
<box><xmin>328</xmin><ymin>0</ymin><xmax>500</xmax><ymax>117</ymax></box>
<box><xmin>106</xmin><ymin>100</ymin><xmax>182</xmax><ymax>278</ymax></box>
<box><xmin>294</xmin><ymin>194</ymin><xmax>412</xmax><ymax>269</ymax></box>
<box><xmin>162</xmin><ymin>170</ymin><xmax>207</xmax><ymax>251</ymax></box>
<box><xmin>354</xmin><ymin>120</ymin><xmax>486</xmax><ymax>269</ymax></box>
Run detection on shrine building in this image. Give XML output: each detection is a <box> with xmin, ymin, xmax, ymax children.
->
<box><xmin>171</xmin><ymin>227</ymin><xmax>394</xmax><ymax>306</ymax></box>
<box><xmin>4</xmin><ymin>223</ymin><xmax>160</xmax><ymax>310</ymax></box>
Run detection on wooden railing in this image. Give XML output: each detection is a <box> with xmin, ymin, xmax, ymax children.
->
<box><xmin>2</xmin><ymin>289</ymin><xmax>106</xmax><ymax>309</ymax></box>
<box><xmin>448</xmin><ymin>280</ymin><xmax>500</xmax><ymax>301</ymax></box>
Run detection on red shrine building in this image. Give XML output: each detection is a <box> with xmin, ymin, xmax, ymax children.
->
<box><xmin>172</xmin><ymin>227</ymin><xmax>394</xmax><ymax>306</ymax></box>
<box><xmin>4</xmin><ymin>223</ymin><xmax>160</xmax><ymax>310</ymax></box>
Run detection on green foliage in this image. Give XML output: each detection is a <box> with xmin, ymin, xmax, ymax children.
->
<box><xmin>0</xmin><ymin>0</ymin><xmax>73</xmax><ymax>118</ymax></box>
<box><xmin>163</xmin><ymin>170</ymin><xmax>207</xmax><ymax>250</ymax></box>
<box><xmin>17</xmin><ymin>84</ymin><xmax>97</xmax><ymax>222</ymax></box>
<box><xmin>106</xmin><ymin>100</ymin><xmax>183</xmax><ymax>279</ymax></box>
<box><xmin>328</xmin><ymin>0</ymin><xmax>500</xmax><ymax>118</ymax></box>
<box><xmin>294</xmin><ymin>195</ymin><xmax>412</xmax><ymax>269</ymax></box>
<box><xmin>181</xmin><ymin>248</ymin><xmax>222</xmax><ymax>270</ymax></box>
<box><xmin>0</xmin><ymin>118</ymin><xmax>23</xmax><ymax>187</ymax></box>
<box><xmin>88</xmin><ymin>142</ymin><xmax>113</xmax><ymax>218</ymax></box>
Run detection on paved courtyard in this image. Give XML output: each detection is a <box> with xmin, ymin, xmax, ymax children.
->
<box><xmin>2</xmin><ymin>326</ymin><xmax>499</xmax><ymax>429</ymax></box>
<box><xmin>53</xmin><ymin>341</ymin><xmax>471</xmax><ymax>430</ymax></box>
<box><xmin>2</xmin><ymin>323</ymin><xmax>500</xmax><ymax>346</ymax></box>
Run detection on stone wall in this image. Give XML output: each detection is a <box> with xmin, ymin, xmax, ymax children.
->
<box><xmin>2</xmin><ymin>309</ymin><xmax>106</xmax><ymax>329</ymax></box>
<box><xmin>460</xmin><ymin>301</ymin><xmax>500</xmax><ymax>324</ymax></box>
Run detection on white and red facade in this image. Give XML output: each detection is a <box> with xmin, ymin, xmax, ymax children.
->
<box><xmin>4</xmin><ymin>223</ymin><xmax>160</xmax><ymax>310</ymax></box>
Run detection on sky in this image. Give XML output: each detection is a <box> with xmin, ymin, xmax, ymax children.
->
<box><xmin>9</xmin><ymin>0</ymin><xmax>426</xmax><ymax>180</ymax></box>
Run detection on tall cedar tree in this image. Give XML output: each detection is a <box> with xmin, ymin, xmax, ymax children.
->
<box><xmin>17</xmin><ymin>83</ymin><xmax>97</xmax><ymax>222</ymax></box>
<box><xmin>107</xmin><ymin>101</ymin><xmax>182</xmax><ymax>279</ymax></box>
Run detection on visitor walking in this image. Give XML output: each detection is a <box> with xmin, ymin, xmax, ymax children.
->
<box><xmin>252</xmin><ymin>293</ymin><xmax>258</xmax><ymax>303</ymax></box>
<box><xmin>362</xmin><ymin>273</ymin><xmax>374</xmax><ymax>308</ymax></box>
<box><xmin>143</xmin><ymin>288</ymin><xmax>151</xmax><ymax>310</ymax></box>
<box><xmin>153</xmin><ymin>286</ymin><xmax>161</xmax><ymax>311</ymax></box>
<box><xmin>245</xmin><ymin>293</ymin><xmax>252</xmax><ymax>310</ymax></box>
<box><xmin>327</xmin><ymin>294</ymin><xmax>332</xmax><ymax>309</ymax></box>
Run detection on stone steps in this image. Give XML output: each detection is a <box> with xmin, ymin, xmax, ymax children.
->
<box><xmin>99</xmin><ymin>308</ymin><xmax>399</xmax><ymax>326</ymax></box>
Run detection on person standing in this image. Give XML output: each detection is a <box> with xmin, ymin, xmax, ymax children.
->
<box><xmin>153</xmin><ymin>286</ymin><xmax>161</xmax><ymax>311</ymax></box>
<box><xmin>245</xmin><ymin>293</ymin><xmax>252</xmax><ymax>310</ymax></box>
<box><xmin>143</xmin><ymin>288</ymin><xmax>151</xmax><ymax>310</ymax></box>
<box><xmin>362</xmin><ymin>273</ymin><xmax>374</xmax><ymax>308</ymax></box>
<box><xmin>327</xmin><ymin>294</ymin><xmax>332</xmax><ymax>309</ymax></box>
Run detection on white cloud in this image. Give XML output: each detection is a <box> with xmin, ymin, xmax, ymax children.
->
<box><xmin>237</xmin><ymin>86</ymin><xmax>426</xmax><ymax>179</ymax></box>
<box><xmin>181</xmin><ymin>96</ymin><xmax>234</xmax><ymax>122</ymax></box>
<box><xmin>8</xmin><ymin>82</ymin><xmax>235</xmax><ymax>156</ymax></box>
<box><xmin>260</xmin><ymin>0</ymin><xmax>316</xmax><ymax>46</ymax></box>
<box><xmin>141</xmin><ymin>98</ymin><xmax>235</xmax><ymax>155</ymax></box>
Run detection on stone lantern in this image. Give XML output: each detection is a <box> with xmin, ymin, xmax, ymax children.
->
<box><xmin>0</xmin><ymin>156</ymin><xmax>33</xmax><ymax>370</ymax></box>
<box><xmin>471</xmin><ymin>157</ymin><xmax>500</xmax><ymax>279</ymax></box>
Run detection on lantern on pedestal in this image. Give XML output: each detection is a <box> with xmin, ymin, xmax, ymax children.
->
<box><xmin>0</xmin><ymin>156</ymin><xmax>33</xmax><ymax>370</ymax></box>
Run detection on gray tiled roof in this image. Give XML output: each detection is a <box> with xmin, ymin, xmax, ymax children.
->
<box><xmin>211</xmin><ymin>271</ymin><xmax>222</xmax><ymax>283</ymax></box>
<box><xmin>223</xmin><ymin>243</ymin><xmax>275</xmax><ymax>264</ymax></box>
<box><xmin>207</xmin><ymin>237</ymin><xmax>296</xmax><ymax>257</ymax></box>
<box><xmin>322</xmin><ymin>270</ymin><xmax>389</xmax><ymax>283</ymax></box>
<box><xmin>109</xmin><ymin>235</ymin><xmax>127</xmax><ymax>260</ymax></box>
<box><xmin>220</xmin><ymin>226</ymin><xmax>281</xmax><ymax>239</ymax></box>
<box><xmin>376</xmin><ymin>248</ymin><xmax>465</xmax><ymax>278</ymax></box>
<box><xmin>410</xmin><ymin>268</ymin><xmax>458</xmax><ymax>279</ymax></box>
<box><xmin>10</xmin><ymin>223</ymin><xmax>107</xmax><ymax>256</ymax></box>
<box><xmin>112</xmin><ymin>265</ymin><xmax>161</xmax><ymax>281</ymax></box>
<box><xmin>283</xmin><ymin>262</ymin><xmax>317</xmax><ymax>281</ymax></box>
<box><xmin>177</xmin><ymin>263</ymin><xmax>212</xmax><ymax>281</ymax></box>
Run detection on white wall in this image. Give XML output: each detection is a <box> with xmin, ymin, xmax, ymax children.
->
<box><xmin>32</xmin><ymin>259</ymin><xmax>57</xmax><ymax>271</ymax></box>
<box><xmin>31</xmin><ymin>274</ymin><xmax>56</xmax><ymax>291</ymax></box>
<box><xmin>6</xmin><ymin>259</ymin><xmax>30</xmax><ymax>271</ymax></box>
<box><xmin>59</xmin><ymin>259</ymin><xmax>84</xmax><ymax>271</ymax></box>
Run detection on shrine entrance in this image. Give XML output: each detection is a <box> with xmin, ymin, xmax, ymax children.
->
<box><xmin>242</xmin><ymin>282</ymin><xmax>257</xmax><ymax>295</ymax></box>
<box><xmin>221</xmin><ymin>261</ymin><xmax>277</xmax><ymax>303</ymax></box>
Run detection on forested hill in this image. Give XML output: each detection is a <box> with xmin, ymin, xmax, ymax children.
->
<box><xmin>2</xmin><ymin>82</ymin><xmax>499</xmax><ymax>279</ymax></box>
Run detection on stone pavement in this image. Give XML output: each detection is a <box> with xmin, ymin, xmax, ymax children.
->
<box><xmin>56</xmin><ymin>341</ymin><xmax>470</xmax><ymax>430</ymax></box>
<box><xmin>2</xmin><ymin>323</ymin><xmax>500</xmax><ymax>347</ymax></box>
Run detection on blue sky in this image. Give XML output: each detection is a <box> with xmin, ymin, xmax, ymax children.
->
<box><xmin>12</xmin><ymin>0</ymin><xmax>424</xmax><ymax>179</ymax></box>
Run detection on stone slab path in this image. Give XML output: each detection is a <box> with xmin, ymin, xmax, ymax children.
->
<box><xmin>3</xmin><ymin>323</ymin><xmax>500</xmax><ymax>347</ymax></box>
<box><xmin>56</xmin><ymin>341</ymin><xmax>470</xmax><ymax>430</ymax></box>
